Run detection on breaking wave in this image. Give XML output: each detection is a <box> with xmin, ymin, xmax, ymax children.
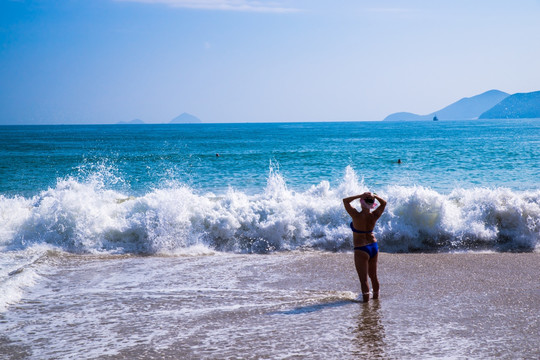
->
<box><xmin>1</xmin><ymin>166</ymin><xmax>539</xmax><ymax>256</ymax></box>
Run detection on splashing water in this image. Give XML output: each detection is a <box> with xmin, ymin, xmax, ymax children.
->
<box><xmin>1</xmin><ymin>166</ymin><xmax>538</xmax><ymax>256</ymax></box>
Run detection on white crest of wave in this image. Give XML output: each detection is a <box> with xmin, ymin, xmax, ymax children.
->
<box><xmin>381</xmin><ymin>185</ymin><xmax>540</xmax><ymax>252</ymax></box>
<box><xmin>0</xmin><ymin>165</ymin><xmax>539</xmax><ymax>255</ymax></box>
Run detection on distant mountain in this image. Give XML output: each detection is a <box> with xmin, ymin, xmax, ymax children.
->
<box><xmin>170</xmin><ymin>113</ymin><xmax>202</xmax><ymax>124</ymax></box>
<box><xmin>117</xmin><ymin>118</ymin><xmax>145</xmax><ymax>125</ymax></box>
<box><xmin>479</xmin><ymin>91</ymin><xmax>540</xmax><ymax>119</ymax></box>
<box><xmin>383</xmin><ymin>90</ymin><xmax>510</xmax><ymax>121</ymax></box>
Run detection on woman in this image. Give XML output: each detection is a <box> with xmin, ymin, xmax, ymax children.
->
<box><xmin>343</xmin><ymin>192</ymin><xmax>387</xmax><ymax>302</ymax></box>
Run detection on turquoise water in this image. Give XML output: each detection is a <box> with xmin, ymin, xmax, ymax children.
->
<box><xmin>0</xmin><ymin>120</ymin><xmax>539</xmax><ymax>260</ymax></box>
<box><xmin>1</xmin><ymin>119</ymin><xmax>540</xmax><ymax>313</ymax></box>
<box><xmin>2</xmin><ymin>120</ymin><xmax>539</xmax><ymax>196</ymax></box>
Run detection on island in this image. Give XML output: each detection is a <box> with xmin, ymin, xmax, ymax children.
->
<box><xmin>479</xmin><ymin>91</ymin><xmax>540</xmax><ymax>119</ymax></box>
<box><xmin>170</xmin><ymin>113</ymin><xmax>202</xmax><ymax>124</ymax></box>
<box><xmin>383</xmin><ymin>90</ymin><xmax>509</xmax><ymax>121</ymax></box>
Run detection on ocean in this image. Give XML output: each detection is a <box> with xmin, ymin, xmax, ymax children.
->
<box><xmin>1</xmin><ymin>120</ymin><xmax>539</xmax><ymax>359</ymax></box>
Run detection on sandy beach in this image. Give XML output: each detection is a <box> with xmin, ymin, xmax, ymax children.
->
<box><xmin>1</xmin><ymin>251</ymin><xmax>538</xmax><ymax>359</ymax></box>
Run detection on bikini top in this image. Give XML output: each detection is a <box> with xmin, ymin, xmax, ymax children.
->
<box><xmin>350</xmin><ymin>222</ymin><xmax>373</xmax><ymax>234</ymax></box>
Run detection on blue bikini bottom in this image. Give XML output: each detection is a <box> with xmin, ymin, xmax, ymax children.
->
<box><xmin>353</xmin><ymin>242</ymin><xmax>379</xmax><ymax>259</ymax></box>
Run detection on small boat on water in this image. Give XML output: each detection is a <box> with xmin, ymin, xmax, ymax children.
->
<box><xmin>433</xmin><ymin>115</ymin><xmax>439</xmax><ymax>121</ymax></box>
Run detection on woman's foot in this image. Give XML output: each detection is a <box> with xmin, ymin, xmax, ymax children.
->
<box><xmin>356</xmin><ymin>292</ymin><xmax>371</xmax><ymax>303</ymax></box>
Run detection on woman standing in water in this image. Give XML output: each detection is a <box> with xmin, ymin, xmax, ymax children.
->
<box><xmin>343</xmin><ymin>192</ymin><xmax>387</xmax><ymax>302</ymax></box>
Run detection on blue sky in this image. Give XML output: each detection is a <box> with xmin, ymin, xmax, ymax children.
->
<box><xmin>1</xmin><ymin>0</ymin><xmax>539</xmax><ymax>124</ymax></box>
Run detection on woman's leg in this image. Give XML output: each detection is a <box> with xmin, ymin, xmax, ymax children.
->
<box><xmin>368</xmin><ymin>253</ymin><xmax>379</xmax><ymax>299</ymax></box>
<box><xmin>354</xmin><ymin>250</ymin><xmax>370</xmax><ymax>302</ymax></box>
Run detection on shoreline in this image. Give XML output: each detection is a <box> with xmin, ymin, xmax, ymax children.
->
<box><xmin>1</xmin><ymin>252</ymin><xmax>539</xmax><ymax>359</ymax></box>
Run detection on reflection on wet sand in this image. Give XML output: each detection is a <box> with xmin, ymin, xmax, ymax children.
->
<box><xmin>352</xmin><ymin>301</ymin><xmax>386</xmax><ymax>358</ymax></box>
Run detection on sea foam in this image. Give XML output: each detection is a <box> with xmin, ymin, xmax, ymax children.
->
<box><xmin>1</xmin><ymin>166</ymin><xmax>539</xmax><ymax>311</ymax></box>
<box><xmin>0</xmin><ymin>166</ymin><xmax>539</xmax><ymax>256</ymax></box>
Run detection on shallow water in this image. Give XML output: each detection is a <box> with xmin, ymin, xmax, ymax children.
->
<box><xmin>1</xmin><ymin>252</ymin><xmax>538</xmax><ymax>359</ymax></box>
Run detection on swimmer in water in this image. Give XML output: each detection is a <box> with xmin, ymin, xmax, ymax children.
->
<box><xmin>343</xmin><ymin>192</ymin><xmax>387</xmax><ymax>302</ymax></box>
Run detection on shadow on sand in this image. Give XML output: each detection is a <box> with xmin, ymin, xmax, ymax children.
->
<box><xmin>269</xmin><ymin>300</ymin><xmax>357</xmax><ymax>315</ymax></box>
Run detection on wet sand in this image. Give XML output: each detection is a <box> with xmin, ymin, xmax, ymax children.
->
<box><xmin>1</xmin><ymin>252</ymin><xmax>539</xmax><ymax>359</ymax></box>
